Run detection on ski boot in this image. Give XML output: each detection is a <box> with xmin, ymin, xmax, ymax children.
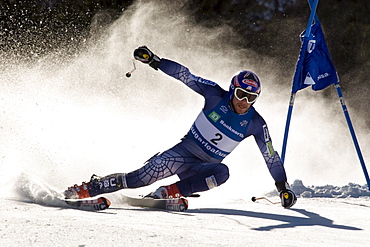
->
<box><xmin>64</xmin><ymin>174</ymin><xmax>101</xmax><ymax>199</ymax></box>
<box><xmin>149</xmin><ymin>183</ymin><xmax>183</xmax><ymax>199</ymax></box>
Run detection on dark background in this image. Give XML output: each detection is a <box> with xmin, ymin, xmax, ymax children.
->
<box><xmin>1</xmin><ymin>0</ymin><xmax>369</xmax><ymax>124</ymax></box>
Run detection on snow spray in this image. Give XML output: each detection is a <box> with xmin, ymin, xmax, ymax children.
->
<box><xmin>0</xmin><ymin>1</ymin><xmax>368</xmax><ymax>202</ymax></box>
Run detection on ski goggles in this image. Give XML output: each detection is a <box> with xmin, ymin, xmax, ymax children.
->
<box><xmin>234</xmin><ymin>87</ymin><xmax>259</xmax><ymax>103</ymax></box>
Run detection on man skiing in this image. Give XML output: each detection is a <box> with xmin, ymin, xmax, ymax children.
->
<box><xmin>65</xmin><ymin>46</ymin><xmax>297</xmax><ymax>208</ymax></box>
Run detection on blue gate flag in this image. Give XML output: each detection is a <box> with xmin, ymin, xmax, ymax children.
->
<box><xmin>292</xmin><ymin>20</ymin><xmax>339</xmax><ymax>93</ymax></box>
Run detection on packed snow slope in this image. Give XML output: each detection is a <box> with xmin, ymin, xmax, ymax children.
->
<box><xmin>0</xmin><ymin>173</ymin><xmax>370</xmax><ymax>246</ymax></box>
<box><xmin>0</xmin><ymin>1</ymin><xmax>369</xmax><ymax>246</ymax></box>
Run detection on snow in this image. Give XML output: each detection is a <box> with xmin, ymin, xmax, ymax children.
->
<box><xmin>1</xmin><ymin>174</ymin><xmax>370</xmax><ymax>246</ymax></box>
<box><xmin>1</xmin><ymin>1</ymin><xmax>370</xmax><ymax>246</ymax></box>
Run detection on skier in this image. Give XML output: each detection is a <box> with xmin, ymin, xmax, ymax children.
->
<box><xmin>65</xmin><ymin>46</ymin><xmax>297</xmax><ymax>208</ymax></box>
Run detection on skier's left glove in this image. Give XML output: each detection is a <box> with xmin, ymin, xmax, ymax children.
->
<box><xmin>275</xmin><ymin>181</ymin><xmax>297</xmax><ymax>208</ymax></box>
<box><xmin>133</xmin><ymin>46</ymin><xmax>161</xmax><ymax>70</ymax></box>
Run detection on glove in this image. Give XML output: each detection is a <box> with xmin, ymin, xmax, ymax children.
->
<box><xmin>275</xmin><ymin>181</ymin><xmax>297</xmax><ymax>208</ymax></box>
<box><xmin>133</xmin><ymin>46</ymin><xmax>161</xmax><ymax>70</ymax></box>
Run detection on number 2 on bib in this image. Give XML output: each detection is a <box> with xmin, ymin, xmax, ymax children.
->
<box><xmin>210</xmin><ymin>133</ymin><xmax>223</xmax><ymax>145</ymax></box>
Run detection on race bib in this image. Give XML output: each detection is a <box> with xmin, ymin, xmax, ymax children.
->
<box><xmin>193</xmin><ymin>112</ymin><xmax>240</xmax><ymax>153</ymax></box>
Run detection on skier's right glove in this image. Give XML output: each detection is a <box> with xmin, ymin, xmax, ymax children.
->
<box><xmin>275</xmin><ymin>181</ymin><xmax>297</xmax><ymax>208</ymax></box>
<box><xmin>133</xmin><ymin>46</ymin><xmax>161</xmax><ymax>70</ymax></box>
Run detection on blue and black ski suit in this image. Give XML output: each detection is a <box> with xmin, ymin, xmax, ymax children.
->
<box><xmin>89</xmin><ymin>59</ymin><xmax>287</xmax><ymax>197</ymax></box>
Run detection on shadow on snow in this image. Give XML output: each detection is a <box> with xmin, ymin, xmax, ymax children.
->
<box><xmin>186</xmin><ymin>208</ymin><xmax>362</xmax><ymax>231</ymax></box>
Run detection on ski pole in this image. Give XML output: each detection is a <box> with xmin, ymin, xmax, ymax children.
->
<box><xmin>126</xmin><ymin>59</ymin><xmax>136</xmax><ymax>78</ymax></box>
<box><xmin>251</xmin><ymin>196</ymin><xmax>280</xmax><ymax>205</ymax></box>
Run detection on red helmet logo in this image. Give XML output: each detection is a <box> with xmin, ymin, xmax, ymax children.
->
<box><xmin>242</xmin><ymin>79</ymin><xmax>258</xmax><ymax>87</ymax></box>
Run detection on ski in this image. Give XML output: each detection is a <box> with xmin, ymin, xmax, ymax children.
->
<box><xmin>123</xmin><ymin>195</ymin><xmax>188</xmax><ymax>212</ymax></box>
<box><xmin>64</xmin><ymin>197</ymin><xmax>111</xmax><ymax>211</ymax></box>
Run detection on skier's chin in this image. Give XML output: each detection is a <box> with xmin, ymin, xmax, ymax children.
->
<box><xmin>235</xmin><ymin>105</ymin><xmax>248</xmax><ymax>114</ymax></box>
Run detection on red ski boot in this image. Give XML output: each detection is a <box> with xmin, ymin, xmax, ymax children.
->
<box><xmin>152</xmin><ymin>183</ymin><xmax>183</xmax><ymax>199</ymax></box>
<box><xmin>64</xmin><ymin>182</ymin><xmax>91</xmax><ymax>199</ymax></box>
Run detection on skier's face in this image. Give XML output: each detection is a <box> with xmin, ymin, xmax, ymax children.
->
<box><xmin>231</xmin><ymin>96</ymin><xmax>252</xmax><ymax>114</ymax></box>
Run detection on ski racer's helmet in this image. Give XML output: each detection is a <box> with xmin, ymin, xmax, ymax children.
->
<box><xmin>229</xmin><ymin>70</ymin><xmax>261</xmax><ymax>102</ymax></box>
